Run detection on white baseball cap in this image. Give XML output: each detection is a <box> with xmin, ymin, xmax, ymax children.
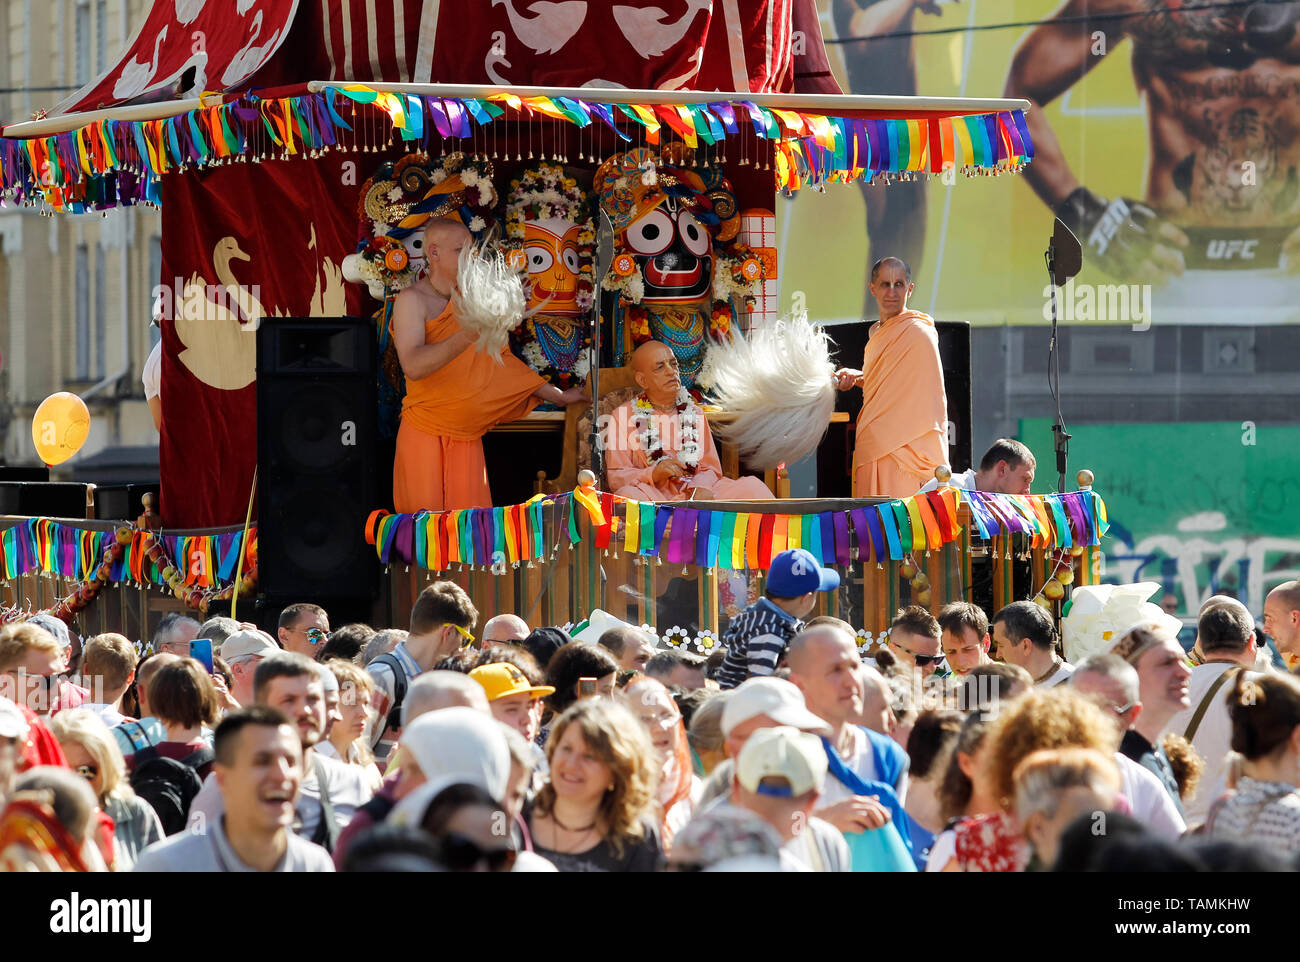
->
<box><xmin>397</xmin><ymin>706</ymin><xmax>510</xmax><ymax>802</ymax></box>
<box><xmin>0</xmin><ymin>697</ymin><xmax>28</xmax><ymax>741</ymax></box>
<box><xmin>736</xmin><ymin>726</ymin><xmax>828</xmax><ymax>798</ymax></box>
<box><xmin>219</xmin><ymin>629</ymin><xmax>279</xmax><ymax>662</ymax></box>
<box><xmin>721</xmin><ymin>677</ymin><xmax>831</xmax><ymax>738</ymax></box>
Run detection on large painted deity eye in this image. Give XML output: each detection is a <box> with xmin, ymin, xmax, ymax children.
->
<box><xmin>526</xmin><ymin>245</ymin><xmax>554</xmax><ymax>273</ymax></box>
<box><xmin>676</xmin><ymin>209</ymin><xmax>709</xmax><ymax>257</ymax></box>
<box><xmin>626</xmin><ymin>209</ymin><xmax>674</xmax><ymax>256</ymax></box>
<box><xmin>562</xmin><ymin>246</ymin><xmax>580</xmax><ymax>273</ymax></box>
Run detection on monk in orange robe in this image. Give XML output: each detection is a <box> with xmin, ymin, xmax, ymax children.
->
<box><xmin>834</xmin><ymin>257</ymin><xmax>948</xmax><ymax>497</ymax></box>
<box><xmin>606</xmin><ymin>341</ymin><xmax>772</xmax><ymax>502</ymax></box>
<box><xmin>392</xmin><ymin>219</ymin><xmax>586</xmax><ymax>512</ymax></box>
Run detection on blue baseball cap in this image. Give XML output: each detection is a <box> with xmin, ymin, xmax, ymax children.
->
<box><xmin>765</xmin><ymin>549</ymin><xmax>840</xmax><ymax>597</ymax></box>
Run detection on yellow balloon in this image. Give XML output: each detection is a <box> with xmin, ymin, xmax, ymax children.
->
<box><xmin>31</xmin><ymin>392</ymin><xmax>90</xmax><ymax>466</ymax></box>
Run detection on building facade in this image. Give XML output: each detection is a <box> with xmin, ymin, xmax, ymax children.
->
<box><xmin>0</xmin><ymin>0</ymin><xmax>160</xmax><ymax>477</ymax></box>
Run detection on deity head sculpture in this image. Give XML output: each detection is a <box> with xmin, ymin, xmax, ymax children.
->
<box><xmin>594</xmin><ymin>146</ymin><xmax>763</xmax><ymax>389</ymax></box>
<box><xmin>502</xmin><ymin>162</ymin><xmax>595</xmax><ymax>317</ymax></box>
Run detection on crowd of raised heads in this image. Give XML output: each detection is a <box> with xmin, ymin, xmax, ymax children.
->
<box><xmin>3</xmin><ymin>563</ymin><xmax>1300</xmax><ymax>873</ymax></box>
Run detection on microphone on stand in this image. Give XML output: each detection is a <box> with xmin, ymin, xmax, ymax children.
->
<box><xmin>1045</xmin><ymin>218</ymin><xmax>1082</xmax><ymax>494</ymax></box>
<box><xmin>589</xmin><ymin>208</ymin><xmax>615</xmax><ymax>481</ymax></box>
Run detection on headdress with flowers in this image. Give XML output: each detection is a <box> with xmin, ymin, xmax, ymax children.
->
<box><xmin>502</xmin><ymin>160</ymin><xmax>597</xmax><ymax>310</ymax></box>
<box><xmin>343</xmin><ymin>152</ymin><xmax>500</xmax><ymax>299</ymax></box>
<box><xmin>500</xmin><ymin>161</ymin><xmax>597</xmax><ymax>389</ymax></box>
<box><xmin>592</xmin><ymin>146</ymin><xmax>767</xmax><ymax>350</ymax></box>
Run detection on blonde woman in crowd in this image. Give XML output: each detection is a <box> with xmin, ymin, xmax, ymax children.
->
<box><xmin>526</xmin><ymin>699</ymin><xmax>663</xmax><ymax>872</ymax></box>
<box><xmin>47</xmin><ymin>709</ymin><xmax>164</xmax><ymax>870</ymax></box>
<box><xmin>321</xmin><ymin>659</ymin><xmax>383</xmax><ymax>792</ymax></box>
<box><xmin>1013</xmin><ymin>747</ymin><xmax>1121</xmax><ymax>870</ymax></box>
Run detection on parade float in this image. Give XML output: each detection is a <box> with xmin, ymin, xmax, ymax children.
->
<box><xmin>0</xmin><ymin>0</ymin><xmax>1104</xmax><ymax>649</ymax></box>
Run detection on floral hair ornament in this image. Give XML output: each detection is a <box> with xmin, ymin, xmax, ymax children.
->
<box><xmin>342</xmin><ymin>152</ymin><xmax>499</xmax><ymax>299</ymax></box>
<box><xmin>1061</xmin><ymin>582</ymin><xmax>1182</xmax><ymax>665</ymax></box>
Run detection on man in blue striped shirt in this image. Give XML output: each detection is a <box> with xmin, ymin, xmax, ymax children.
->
<box><xmin>716</xmin><ymin>550</ymin><xmax>841</xmax><ymax>690</ymax></box>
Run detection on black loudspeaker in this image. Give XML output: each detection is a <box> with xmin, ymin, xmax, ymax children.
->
<box><xmin>92</xmin><ymin>483</ymin><xmax>160</xmax><ymax>521</ymax></box>
<box><xmin>819</xmin><ymin>318</ymin><xmax>974</xmax><ymax>496</ymax></box>
<box><xmin>935</xmin><ymin>320</ymin><xmax>973</xmax><ymax>474</ymax></box>
<box><xmin>0</xmin><ymin>482</ymin><xmax>91</xmax><ymax>518</ymax></box>
<box><xmin>256</xmin><ymin>318</ymin><xmax>380</xmax><ymax>604</ymax></box>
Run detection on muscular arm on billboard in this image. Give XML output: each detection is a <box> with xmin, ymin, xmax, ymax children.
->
<box><xmin>1003</xmin><ymin>0</ymin><xmax>1119</xmax><ymax>210</ymax></box>
<box><xmin>842</xmin><ymin>0</ymin><xmax>942</xmax><ymax>38</ymax></box>
<box><xmin>1005</xmin><ymin>0</ymin><xmax>1188</xmax><ymax>284</ymax></box>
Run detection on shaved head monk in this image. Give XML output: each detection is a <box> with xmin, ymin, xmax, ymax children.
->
<box><xmin>1264</xmin><ymin>581</ymin><xmax>1300</xmax><ymax>664</ymax></box>
<box><xmin>391</xmin><ymin>219</ymin><xmax>586</xmax><ymax>512</ymax></box>
<box><xmin>833</xmin><ymin>257</ymin><xmax>948</xmax><ymax>497</ymax></box>
<box><xmin>605</xmin><ymin>341</ymin><xmax>772</xmax><ymax>502</ymax></box>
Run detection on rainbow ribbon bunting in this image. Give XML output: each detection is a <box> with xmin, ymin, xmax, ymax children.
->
<box><xmin>0</xmin><ymin>86</ymin><xmax>1032</xmax><ymax>214</ymax></box>
<box><xmin>0</xmin><ymin>518</ymin><xmax>256</xmax><ymax>589</ymax></box>
<box><xmin>364</xmin><ymin>486</ymin><xmax>1104</xmax><ymax>572</ymax></box>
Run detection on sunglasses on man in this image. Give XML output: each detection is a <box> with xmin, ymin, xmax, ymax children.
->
<box><xmin>433</xmin><ymin>833</ymin><xmax>516</xmax><ymax>872</ymax></box>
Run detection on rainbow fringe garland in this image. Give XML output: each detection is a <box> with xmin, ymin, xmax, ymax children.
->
<box><xmin>365</xmin><ymin>487</ymin><xmax>1105</xmax><ymax>572</ymax></box>
<box><xmin>0</xmin><ymin>85</ymin><xmax>1033</xmax><ymax>214</ymax></box>
<box><xmin>0</xmin><ymin>518</ymin><xmax>255</xmax><ymax>589</ymax></box>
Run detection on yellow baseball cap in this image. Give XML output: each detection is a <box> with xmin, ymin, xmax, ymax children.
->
<box><xmin>469</xmin><ymin>663</ymin><xmax>556</xmax><ymax>702</ymax></box>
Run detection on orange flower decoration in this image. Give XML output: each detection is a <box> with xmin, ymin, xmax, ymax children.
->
<box><xmin>384</xmin><ymin>247</ymin><xmax>410</xmax><ymax>272</ymax></box>
<box><xmin>613</xmin><ymin>253</ymin><xmax>637</xmax><ymax>277</ymax></box>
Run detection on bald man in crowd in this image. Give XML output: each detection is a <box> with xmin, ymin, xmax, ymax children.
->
<box><xmin>481</xmin><ymin>615</ymin><xmax>530</xmax><ymax>645</ymax></box>
<box><xmin>605</xmin><ymin>340</ymin><xmax>772</xmax><ymax>502</ymax></box>
<box><xmin>391</xmin><ymin>218</ymin><xmax>587</xmax><ymax>512</ymax></box>
<box><xmin>1264</xmin><ymin>581</ymin><xmax>1300</xmax><ymax>667</ymax></box>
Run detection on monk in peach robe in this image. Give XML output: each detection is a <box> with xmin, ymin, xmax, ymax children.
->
<box><xmin>834</xmin><ymin>257</ymin><xmax>948</xmax><ymax>497</ymax></box>
<box><xmin>606</xmin><ymin>341</ymin><xmax>772</xmax><ymax>502</ymax></box>
<box><xmin>392</xmin><ymin>219</ymin><xmax>586</xmax><ymax>512</ymax></box>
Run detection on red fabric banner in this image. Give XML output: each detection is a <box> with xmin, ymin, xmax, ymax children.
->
<box><xmin>262</xmin><ymin>0</ymin><xmax>813</xmax><ymax>94</ymax></box>
<box><xmin>55</xmin><ymin>0</ymin><xmax>298</xmax><ymax>115</ymax></box>
<box><xmin>159</xmin><ymin>155</ymin><xmax>361</xmax><ymax>527</ymax></box>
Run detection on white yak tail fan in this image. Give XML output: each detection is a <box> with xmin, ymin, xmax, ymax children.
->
<box><xmin>706</xmin><ymin>317</ymin><xmax>837</xmax><ymax>471</ymax></box>
<box><xmin>451</xmin><ymin>241</ymin><xmax>527</xmax><ymax>363</ymax></box>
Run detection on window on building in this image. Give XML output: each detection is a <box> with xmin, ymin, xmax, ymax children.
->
<box><xmin>95</xmin><ymin>0</ymin><xmax>107</xmax><ymax>74</ymax></box>
<box><xmin>75</xmin><ymin>1</ymin><xmax>91</xmax><ymax>87</ymax></box>
<box><xmin>95</xmin><ymin>246</ymin><xmax>106</xmax><ymax>378</ymax></box>
<box><xmin>75</xmin><ymin>244</ymin><xmax>90</xmax><ymax>380</ymax></box>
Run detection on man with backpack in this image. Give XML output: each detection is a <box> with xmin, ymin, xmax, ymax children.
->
<box><xmin>187</xmin><ymin>652</ymin><xmax>372</xmax><ymax>853</ymax></box>
<box><xmin>364</xmin><ymin>581</ymin><xmax>478</xmax><ymax>766</ymax></box>
<box><xmin>113</xmin><ymin>652</ymin><xmax>182</xmax><ymax>764</ymax></box>
<box><xmin>128</xmin><ymin>659</ymin><xmax>221</xmax><ymax>835</ymax></box>
<box><xmin>1163</xmin><ymin>601</ymin><xmax>1260</xmax><ymax>828</ymax></box>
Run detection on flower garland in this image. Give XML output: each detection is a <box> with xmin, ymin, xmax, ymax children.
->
<box><xmin>516</xmin><ymin>316</ymin><xmax>591</xmax><ymax>389</ymax></box>
<box><xmin>633</xmin><ymin>388</ymin><xmax>703</xmax><ymax>472</ymax></box>
<box><xmin>347</xmin><ymin>235</ymin><xmax>419</xmax><ymax>297</ymax></box>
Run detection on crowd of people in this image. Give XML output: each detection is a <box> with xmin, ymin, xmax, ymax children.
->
<box><xmin>2</xmin><ymin>559</ymin><xmax>1300</xmax><ymax>873</ymax></box>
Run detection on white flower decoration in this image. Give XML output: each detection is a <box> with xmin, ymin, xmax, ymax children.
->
<box><xmin>468</xmin><ymin>216</ymin><xmax>486</xmax><ymax>233</ymax></box>
<box><xmin>1061</xmin><ymin>582</ymin><xmax>1184</xmax><ymax>664</ymax></box>
<box><xmin>662</xmin><ymin>626</ymin><xmax>691</xmax><ymax>649</ymax></box>
<box><xmin>695</xmin><ymin>630</ymin><xmax>719</xmax><ymax>654</ymax></box>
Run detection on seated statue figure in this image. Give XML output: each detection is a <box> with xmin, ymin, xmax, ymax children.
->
<box><xmin>604</xmin><ymin>341</ymin><xmax>773</xmax><ymax>502</ymax></box>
